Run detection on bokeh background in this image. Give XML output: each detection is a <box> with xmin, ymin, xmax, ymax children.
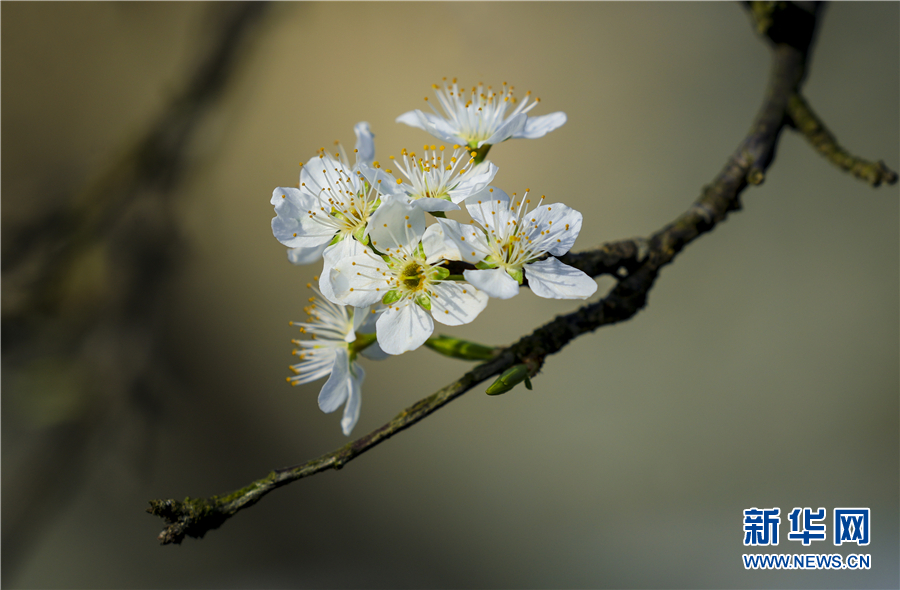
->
<box><xmin>2</xmin><ymin>2</ymin><xmax>897</xmax><ymax>588</ymax></box>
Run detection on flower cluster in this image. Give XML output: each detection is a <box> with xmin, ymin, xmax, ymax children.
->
<box><xmin>270</xmin><ymin>81</ymin><xmax>595</xmax><ymax>434</ymax></box>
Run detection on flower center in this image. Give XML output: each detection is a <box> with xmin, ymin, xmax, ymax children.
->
<box><xmin>400</xmin><ymin>261</ymin><xmax>424</xmax><ymax>290</ymax></box>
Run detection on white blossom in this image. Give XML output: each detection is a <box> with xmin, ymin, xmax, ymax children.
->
<box><xmin>271</xmin><ymin>123</ymin><xmax>385</xmax><ymax>302</ymax></box>
<box><xmin>287</xmin><ymin>285</ymin><xmax>382</xmax><ymax>435</ymax></box>
<box><xmin>437</xmin><ymin>188</ymin><xmax>597</xmax><ymax>300</ymax></box>
<box><xmin>396</xmin><ymin>79</ymin><xmax>567</xmax><ymax>149</ymax></box>
<box><xmin>360</xmin><ymin>145</ymin><xmax>498</xmax><ymax>213</ymax></box>
<box><xmin>330</xmin><ymin>199</ymin><xmax>488</xmax><ymax>355</ymax></box>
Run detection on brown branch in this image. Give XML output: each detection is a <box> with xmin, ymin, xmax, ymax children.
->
<box><xmin>149</xmin><ymin>2</ymin><xmax>895</xmax><ymax>544</ymax></box>
<box><xmin>786</xmin><ymin>93</ymin><xmax>898</xmax><ymax>187</ymax></box>
<box><xmin>0</xmin><ymin>3</ymin><xmax>270</xmax><ymax>573</ymax></box>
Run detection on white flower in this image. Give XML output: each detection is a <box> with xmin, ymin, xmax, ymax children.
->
<box><xmin>360</xmin><ymin>145</ymin><xmax>498</xmax><ymax>213</ymax></box>
<box><xmin>437</xmin><ymin>188</ymin><xmax>597</xmax><ymax>300</ymax></box>
<box><xmin>287</xmin><ymin>285</ymin><xmax>380</xmax><ymax>435</ymax></box>
<box><xmin>396</xmin><ymin>79</ymin><xmax>567</xmax><ymax>149</ymax></box>
<box><xmin>330</xmin><ymin>199</ymin><xmax>489</xmax><ymax>355</ymax></box>
<box><xmin>271</xmin><ymin>123</ymin><xmax>384</xmax><ymax>302</ymax></box>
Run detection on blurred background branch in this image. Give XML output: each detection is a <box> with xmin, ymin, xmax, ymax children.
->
<box><xmin>2</xmin><ymin>2</ymin><xmax>268</xmax><ymax>583</ymax></box>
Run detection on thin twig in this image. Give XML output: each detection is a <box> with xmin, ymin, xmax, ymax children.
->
<box><xmin>787</xmin><ymin>93</ymin><xmax>898</xmax><ymax>187</ymax></box>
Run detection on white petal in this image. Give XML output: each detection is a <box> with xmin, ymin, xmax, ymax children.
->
<box><xmin>431</xmin><ymin>282</ymin><xmax>489</xmax><ymax>326</ymax></box>
<box><xmin>270</xmin><ymin>186</ymin><xmax>308</xmax><ymax>208</ymax></box>
<box><xmin>422</xmin><ymin>222</ymin><xmax>460</xmax><ymax>264</ymax></box>
<box><xmin>412</xmin><ymin>197</ymin><xmax>460</xmax><ymax>212</ymax></box>
<box><xmin>376</xmin><ymin>299</ymin><xmax>434</xmax><ymax>355</ymax></box>
<box><xmin>435</xmin><ymin>218</ymin><xmax>491</xmax><ymax>264</ymax></box>
<box><xmin>300</xmin><ymin>154</ymin><xmax>358</xmax><ymax>197</ymax></box>
<box><xmin>482</xmin><ymin>112</ymin><xmax>527</xmax><ymax>146</ymax></box>
<box><xmin>420</xmin><ymin>112</ymin><xmax>466</xmax><ymax>144</ymax></box>
<box><xmin>525</xmin><ymin>257</ymin><xmax>597</xmax><ymax>300</ymax></box>
<box><xmin>464</xmin><ymin>187</ymin><xmax>511</xmax><ymax>229</ymax></box>
<box><xmin>271</xmin><ymin>187</ymin><xmax>333</xmax><ymax>248</ymax></box>
<box><xmin>356</xmin><ymin>304</ymin><xmax>380</xmax><ymax>333</ymax></box>
<box><xmin>396</xmin><ymin>110</ymin><xmax>427</xmax><ymax>131</ymax></box>
<box><xmin>331</xmin><ymin>253</ymin><xmax>391</xmax><ymax>307</ymax></box>
<box><xmin>351</xmin><ymin>304</ymin><xmax>371</xmax><ymax>333</ymax></box>
<box><xmin>320</xmin><ymin>239</ymin><xmax>367</xmax><ymax>305</ymax></box>
<box><xmin>340</xmin><ymin>362</ymin><xmax>364</xmax><ymax>435</ymax></box>
<box><xmin>354</xmin><ymin>122</ymin><xmax>375</xmax><ymax>166</ymax></box>
<box><xmin>287</xmin><ymin>242</ymin><xmax>329</xmax><ymax>266</ymax></box>
<box><xmin>397</xmin><ymin>110</ymin><xmax>465</xmax><ymax>144</ymax></box>
<box><xmin>514</xmin><ymin>112</ymin><xmax>567</xmax><ymax>139</ymax></box>
<box><xmin>527</xmin><ymin>202</ymin><xmax>583</xmax><ymax>256</ymax></box>
<box><xmin>358</xmin><ymin>161</ymin><xmax>404</xmax><ymax>198</ymax></box>
<box><xmin>446</xmin><ymin>161</ymin><xmax>498</xmax><ymax>204</ymax></box>
<box><xmin>367</xmin><ymin>198</ymin><xmax>425</xmax><ymax>254</ymax></box>
<box><xmin>318</xmin><ymin>347</ymin><xmax>351</xmax><ymax>413</ymax></box>
<box><xmin>463</xmin><ymin>268</ymin><xmax>520</xmax><ymax>299</ymax></box>
<box><xmin>359</xmin><ymin>340</ymin><xmax>390</xmax><ymax>361</ymax></box>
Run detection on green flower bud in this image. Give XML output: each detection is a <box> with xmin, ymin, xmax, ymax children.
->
<box><xmin>485</xmin><ymin>364</ymin><xmax>531</xmax><ymax>396</ymax></box>
<box><xmin>424</xmin><ymin>335</ymin><xmax>497</xmax><ymax>361</ymax></box>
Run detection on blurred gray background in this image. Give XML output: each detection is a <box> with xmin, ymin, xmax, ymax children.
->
<box><xmin>2</xmin><ymin>2</ymin><xmax>897</xmax><ymax>588</ymax></box>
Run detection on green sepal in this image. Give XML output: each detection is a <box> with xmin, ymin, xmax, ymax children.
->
<box><xmin>352</xmin><ymin>226</ymin><xmax>369</xmax><ymax>244</ymax></box>
<box><xmin>506</xmin><ymin>267</ymin><xmax>524</xmax><ymax>285</ymax></box>
<box><xmin>470</xmin><ymin>143</ymin><xmax>492</xmax><ymax>165</ymax></box>
<box><xmin>431</xmin><ymin>266</ymin><xmax>450</xmax><ymax>281</ymax></box>
<box><xmin>475</xmin><ymin>261</ymin><xmax>497</xmax><ymax>270</ymax></box>
<box><xmin>424</xmin><ymin>335</ymin><xmax>497</xmax><ymax>361</ymax></box>
<box><xmin>415</xmin><ymin>293</ymin><xmax>432</xmax><ymax>311</ymax></box>
<box><xmin>349</xmin><ymin>332</ymin><xmax>377</xmax><ymax>359</ymax></box>
<box><xmin>382</xmin><ymin>290</ymin><xmax>402</xmax><ymax>305</ymax></box>
<box><xmin>430</xmin><ymin>211</ymin><xmax>448</xmax><ymax>219</ymax></box>
<box><xmin>329</xmin><ymin>234</ymin><xmax>342</xmax><ymax>247</ymax></box>
<box><xmin>486</xmin><ymin>364</ymin><xmax>531</xmax><ymax>396</ymax></box>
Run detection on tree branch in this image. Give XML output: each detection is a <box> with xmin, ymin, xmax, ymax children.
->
<box><xmin>149</xmin><ymin>2</ymin><xmax>896</xmax><ymax>544</ymax></box>
<box><xmin>1</xmin><ymin>2</ymin><xmax>270</xmax><ymax>323</ymax></box>
<box><xmin>786</xmin><ymin>93</ymin><xmax>898</xmax><ymax>187</ymax></box>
